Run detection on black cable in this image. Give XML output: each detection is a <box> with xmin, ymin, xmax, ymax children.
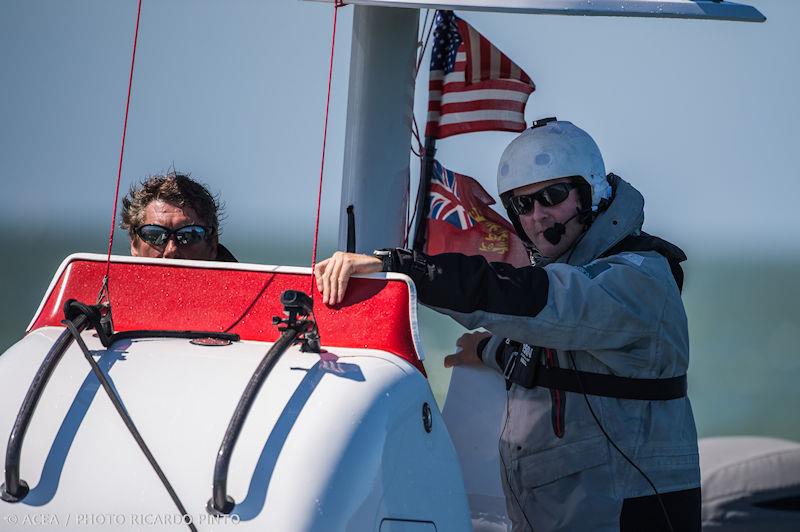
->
<box><xmin>492</xmin><ymin>218</ymin><xmax>586</xmax><ymax>530</ymax></box>
<box><xmin>498</xmin><ymin>387</ymin><xmax>535</xmax><ymax>531</ymax></box>
<box><xmin>563</xmin><ymin>210</ymin><xmax>673</xmax><ymax>530</ymax></box>
<box><xmin>567</xmin><ymin>351</ymin><xmax>675</xmax><ymax>532</ymax></box>
<box><xmin>110</xmin><ymin>330</ymin><xmax>240</xmax><ymax>343</ymax></box>
<box><xmin>64</xmin><ymin>320</ymin><xmax>198</xmax><ymax>532</ymax></box>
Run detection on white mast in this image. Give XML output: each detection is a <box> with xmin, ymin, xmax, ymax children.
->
<box><xmin>337</xmin><ymin>5</ymin><xmax>420</xmax><ymax>252</ymax></box>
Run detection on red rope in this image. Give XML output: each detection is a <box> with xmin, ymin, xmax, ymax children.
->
<box><xmin>309</xmin><ymin>0</ymin><xmax>343</xmax><ymax>295</ymax></box>
<box><xmin>101</xmin><ymin>0</ymin><xmax>143</xmax><ymax>302</ymax></box>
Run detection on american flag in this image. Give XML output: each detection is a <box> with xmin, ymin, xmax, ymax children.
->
<box><xmin>425</xmin><ymin>11</ymin><xmax>535</xmax><ymax>139</ymax></box>
<box><xmin>429</xmin><ymin>160</ymin><xmax>475</xmax><ymax>230</ymax></box>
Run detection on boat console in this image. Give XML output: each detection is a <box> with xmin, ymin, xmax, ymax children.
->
<box><xmin>0</xmin><ymin>254</ymin><xmax>470</xmax><ymax>531</ymax></box>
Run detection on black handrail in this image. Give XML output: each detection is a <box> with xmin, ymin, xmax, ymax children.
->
<box><xmin>207</xmin><ymin>328</ymin><xmax>299</xmax><ymax>515</ymax></box>
<box><xmin>207</xmin><ymin>289</ymin><xmax>318</xmax><ymax>516</ymax></box>
<box><xmin>1</xmin><ymin>314</ymin><xmax>88</xmax><ymax>503</ymax></box>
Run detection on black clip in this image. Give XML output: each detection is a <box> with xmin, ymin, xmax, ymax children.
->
<box><xmin>532</xmin><ymin>117</ymin><xmax>558</xmax><ymax>129</ymax></box>
<box><xmin>503</xmin><ymin>349</ymin><xmax>519</xmax><ymax>390</ymax></box>
<box><xmin>271</xmin><ymin>290</ymin><xmax>321</xmax><ymax>353</ymax></box>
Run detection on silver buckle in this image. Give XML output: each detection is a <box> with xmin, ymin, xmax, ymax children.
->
<box><xmin>503</xmin><ymin>351</ymin><xmax>519</xmax><ymax>381</ymax></box>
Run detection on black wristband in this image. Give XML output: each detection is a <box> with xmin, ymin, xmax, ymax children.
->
<box><xmin>497</xmin><ymin>338</ymin><xmax>516</xmax><ymax>369</ymax></box>
<box><xmin>372</xmin><ymin>249</ymin><xmax>393</xmax><ymax>272</ymax></box>
<box><xmin>476</xmin><ymin>336</ymin><xmax>491</xmax><ymax>363</ymax></box>
<box><xmin>373</xmin><ymin>248</ymin><xmax>437</xmax><ymax>280</ymax></box>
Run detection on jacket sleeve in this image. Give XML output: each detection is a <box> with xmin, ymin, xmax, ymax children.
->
<box><xmin>402</xmin><ymin>251</ymin><xmax>671</xmax><ymax>352</ymax></box>
<box><xmin>478</xmin><ymin>334</ymin><xmax>507</xmax><ymax>373</ymax></box>
<box><xmin>397</xmin><ymin>252</ymin><xmax>550</xmax><ymax>317</ymax></box>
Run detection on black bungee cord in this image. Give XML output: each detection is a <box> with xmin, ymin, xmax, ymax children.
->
<box><xmin>62</xmin><ymin>313</ymin><xmax>198</xmax><ymax>532</ymax></box>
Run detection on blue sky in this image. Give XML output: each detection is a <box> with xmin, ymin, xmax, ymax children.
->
<box><xmin>1</xmin><ymin>0</ymin><xmax>797</xmax><ymax>262</ymax></box>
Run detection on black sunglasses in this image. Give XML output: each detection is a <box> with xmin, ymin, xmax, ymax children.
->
<box><xmin>508</xmin><ymin>182</ymin><xmax>580</xmax><ymax>216</ymax></box>
<box><xmin>135</xmin><ymin>224</ymin><xmax>211</xmax><ymax>247</ymax></box>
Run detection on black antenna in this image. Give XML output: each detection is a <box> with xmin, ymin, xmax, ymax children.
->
<box><xmin>346</xmin><ymin>205</ymin><xmax>356</xmax><ymax>253</ymax></box>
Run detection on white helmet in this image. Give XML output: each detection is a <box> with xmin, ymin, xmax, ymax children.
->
<box><xmin>497</xmin><ymin>118</ymin><xmax>612</xmax><ymax>211</ymax></box>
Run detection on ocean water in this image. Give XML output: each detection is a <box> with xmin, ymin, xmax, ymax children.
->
<box><xmin>1</xmin><ymin>233</ymin><xmax>798</xmax><ymax>442</ymax></box>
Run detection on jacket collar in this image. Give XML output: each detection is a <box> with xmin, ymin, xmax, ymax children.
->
<box><xmin>559</xmin><ymin>174</ymin><xmax>645</xmax><ymax>266</ymax></box>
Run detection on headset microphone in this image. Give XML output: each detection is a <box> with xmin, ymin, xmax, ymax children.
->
<box><xmin>543</xmin><ymin>211</ymin><xmax>580</xmax><ymax>245</ymax></box>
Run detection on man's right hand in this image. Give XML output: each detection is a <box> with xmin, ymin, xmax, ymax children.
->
<box><xmin>314</xmin><ymin>251</ymin><xmax>383</xmax><ymax>305</ymax></box>
<box><xmin>444</xmin><ymin>331</ymin><xmax>492</xmax><ymax>368</ymax></box>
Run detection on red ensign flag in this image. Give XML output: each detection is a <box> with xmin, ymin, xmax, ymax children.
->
<box><xmin>425</xmin><ymin>160</ymin><xmax>529</xmax><ymax>267</ymax></box>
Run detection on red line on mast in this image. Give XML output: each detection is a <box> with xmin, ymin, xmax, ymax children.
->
<box><xmin>309</xmin><ymin>1</ymin><xmax>343</xmax><ymax>296</ymax></box>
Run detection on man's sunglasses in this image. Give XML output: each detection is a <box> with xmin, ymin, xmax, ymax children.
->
<box><xmin>508</xmin><ymin>182</ymin><xmax>580</xmax><ymax>216</ymax></box>
<box><xmin>135</xmin><ymin>224</ymin><xmax>211</xmax><ymax>247</ymax></box>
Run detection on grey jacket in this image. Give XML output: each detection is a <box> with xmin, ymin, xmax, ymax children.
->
<box><xmin>416</xmin><ymin>176</ymin><xmax>700</xmax><ymax>531</ymax></box>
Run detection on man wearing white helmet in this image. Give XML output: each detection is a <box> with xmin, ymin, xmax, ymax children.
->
<box><xmin>315</xmin><ymin>118</ymin><xmax>700</xmax><ymax>531</ymax></box>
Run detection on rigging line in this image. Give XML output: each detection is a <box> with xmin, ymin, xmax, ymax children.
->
<box><xmin>405</xmin><ymin>10</ymin><xmax>437</xmax><ymax>244</ymax></box>
<box><xmin>411</xmin><ymin>115</ymin><xmax>423</xmax><ymax>158</ymax></box>
<box><xmin>415</xmin><ymin>10</ymin><xmax>436</xmax><ymax>75</ymax></box>
<box><xmin>404</xmin><ymin>178</ymin><xmax>422</xmax><ymax>247</ymax></box>
<box><xmin>309</xmin><ymin>0</ymin><xmax>342</xmax><ymax>295</ymax></box>
<box><xmin>409</xmin><ymin>10</ymin><xmax>435</xmax><ymax>156</ymax></box>
<box><xmin>101</xmin><ymin>0</ymin><xmax>143</xmax><ymax>303</ymax></box>
<box><xmin>406</xmin><ymin>113</ymin><xmax>423</xmax><ymax>244</ymax></box>
<box><xmin>405</xmin><ymin>114</ymin><xmax>424</xmax><ymax>244</ymax></box>
<box><xmin>404</xmin><ymin>122</ymin><xmax>423</xmax><ymax>245</ymax></box>
<box><xmin>418</xmin><ymin>8</ymin><xmax>430</xmax><ymax>50</ymax></box>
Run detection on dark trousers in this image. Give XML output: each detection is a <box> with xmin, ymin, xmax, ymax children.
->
<box><xmin>620</xmin><ymin>487</ymin><xmax>701</xmax><ymax>532</ymax></box>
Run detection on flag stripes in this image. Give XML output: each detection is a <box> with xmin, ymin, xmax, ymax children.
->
<box><xmin>425</xmin><ymin>11</ymin><xmax>534</xmax><ymax>139</ymax></box>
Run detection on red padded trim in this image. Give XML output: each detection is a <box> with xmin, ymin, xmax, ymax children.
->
<box><xmin>28</xmin><ymin>259</ymin><xmax>425</xmax><ymax>375</ymax></box>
